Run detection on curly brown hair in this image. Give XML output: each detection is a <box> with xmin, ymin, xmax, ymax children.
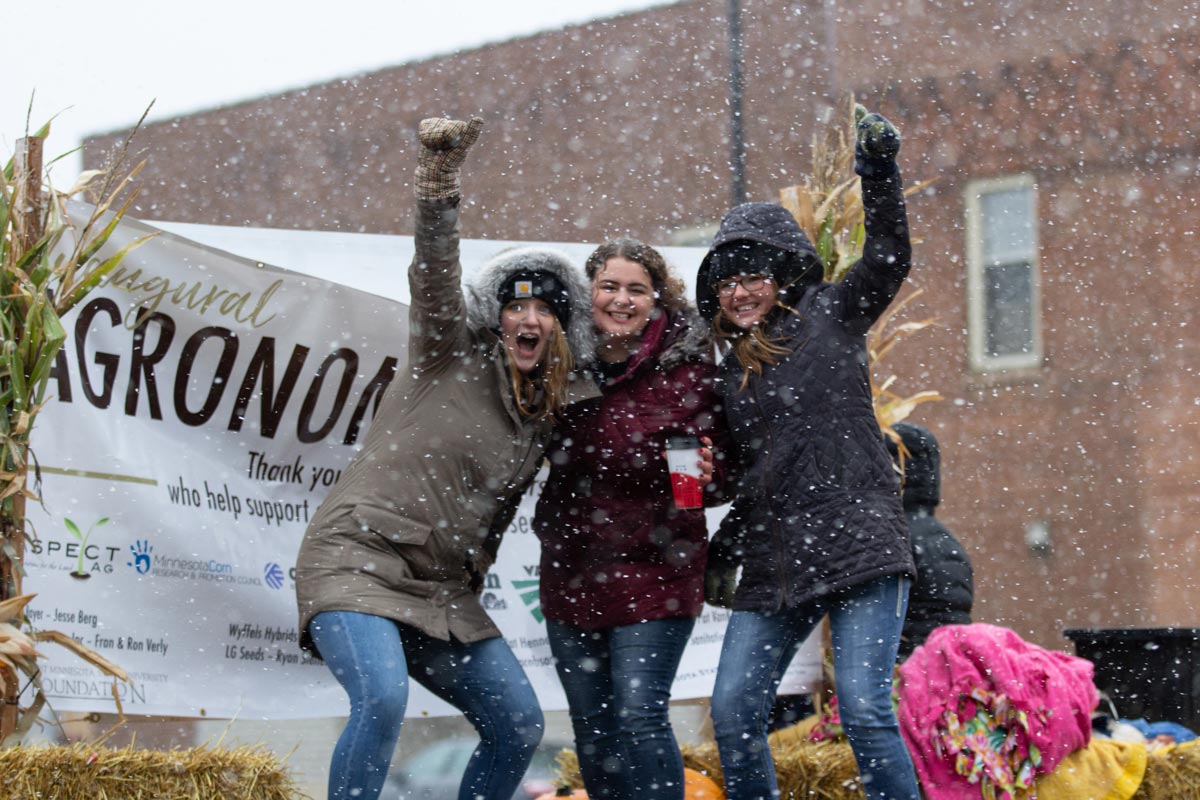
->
<box><xmin>584</xmin><ymin>238</ymin><xmax>688</xmax><ymax>315</ymax></box>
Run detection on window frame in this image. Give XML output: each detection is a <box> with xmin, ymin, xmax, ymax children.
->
<box><xmin>964</xmin><ymin>174</ymin><xmax>1043</xmax><ymax>372</ymax></box>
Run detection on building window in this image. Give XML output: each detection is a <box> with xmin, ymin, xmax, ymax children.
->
<box><xmin>965</xmin><ymin>175</ymin><xmax>1041</xmax><ymax>371</ymax></box>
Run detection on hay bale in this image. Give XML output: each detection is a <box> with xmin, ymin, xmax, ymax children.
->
<box><xmin>773</xmin><ymin>739</ymin><xmax>862</xmax><ymax>800</ymax></box>
<box><xmin>0</xmin><ymin>742</ymin><xmax>305</xmax><ymax>799</ymax></box>
<box><xmin>1134</xmin><ymin>741</ymin><xmax>1200</xmax><ymax>800</ymax></box>
<box><xmin>555</xmin><ymin>736</ymin><xmax>857</xmax><ymax>799</ymax></box>
<box><xmin>551</xmin><ymin>722</ymin><xmax>1200</xmax><ymax>799</ymax></box>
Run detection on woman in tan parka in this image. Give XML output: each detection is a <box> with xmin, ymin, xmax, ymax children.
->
<box><xmin>294</xmin><ymin>117</ymin><xmax>594</xmax><ymax>800</ymax></box>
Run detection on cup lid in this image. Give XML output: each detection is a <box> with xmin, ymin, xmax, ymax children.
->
<box><xmin>665</xmin><ymin>435</ymin><xmax>702</xmax><ymax>450</ymax></box>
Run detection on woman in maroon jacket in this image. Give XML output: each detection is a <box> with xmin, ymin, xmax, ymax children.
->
<box><xmin>533</xmin><ymin>239</ymin><xmax>726</xmax><ymax>800</ymax></box>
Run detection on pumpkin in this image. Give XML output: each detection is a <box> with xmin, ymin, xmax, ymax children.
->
<box><xmin>684</xmin><ymin>767</ymin><xmax>726</xmax><ymax>799</ymax></box>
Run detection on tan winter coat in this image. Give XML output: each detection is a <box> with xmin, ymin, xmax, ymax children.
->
<box><xmin>295</xmin><ymin>198</ymin><xmax>592</xmax><ymax>651</ymax></box>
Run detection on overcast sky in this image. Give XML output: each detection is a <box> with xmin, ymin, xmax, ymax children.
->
<box><xmin>4</xmin><ymin>0</ymin><xmax>675</xmax><ymax>178</ymax></box>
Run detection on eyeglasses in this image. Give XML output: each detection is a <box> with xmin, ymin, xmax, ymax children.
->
<box><xmin>715</xmin><ymin>274</ymin><xmax>773</xmax><ymax>297</ymax></box>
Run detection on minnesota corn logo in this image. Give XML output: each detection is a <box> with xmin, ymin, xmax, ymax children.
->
<box><xmin>514</xmin><ymin>280</ymin><xmax>533</xmax><ymax>297</ymax></box>
<box><xmin>511</xmin><ymin>578</ymin><xmax>542</xmax><ymax>622</ymax></box>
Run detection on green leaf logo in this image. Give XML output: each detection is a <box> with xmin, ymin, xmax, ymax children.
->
<box><xmin>511</xmin><ymin>578</ymin><xmax>542</xmax><ymax>623</ymax></box>
<box><xmin>65</xmin><ymin>517</ymin><xmax>110</xmax><ymax>579</ymax></box>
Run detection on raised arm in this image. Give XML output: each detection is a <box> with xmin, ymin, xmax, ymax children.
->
<box><xmin>838</xmin><ymin>105</ymin><xmax>912</xmax><ymax>332</ymax></box>
<box><xmin>408</xmin><ymin>116</ymin><xmax>484</xmax><ymax>370</ymax></box>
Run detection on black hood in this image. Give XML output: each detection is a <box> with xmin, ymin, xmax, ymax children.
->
<box><xmin>888</xmin><ymin>422</ymin><xmax>941</xmax><ymax>510</ymax></box>
<box><xmin>696</xmin><ymin>202</ymin><xmax>823</xmax><ymax>321</ymax></box>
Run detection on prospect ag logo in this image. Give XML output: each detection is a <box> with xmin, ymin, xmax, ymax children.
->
<box><xmin>64</xmin><ymin>517</ymin><xmax>110</xmax><ymax>579</ymax></box>
<box><xmin>511</xmin><ymin>578</ymin><xmax>542</xmax><ymax>622</ymax></box>
<box><xmin>28</xmin><ymin>519</ymin><xmax>122</xmax><ymax>576</ymax></box>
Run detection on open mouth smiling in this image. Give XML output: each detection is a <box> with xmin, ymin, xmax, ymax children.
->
<box><xmin>515</xmin><ymin>332</ymin><xmax>541</xmax><ymax>355</ymax></box>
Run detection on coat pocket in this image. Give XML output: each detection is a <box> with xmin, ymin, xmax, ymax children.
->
<box><xmin>349</xmin><ymin>504</ymin><xmax>432</xmax><ymax>547</ymax></box>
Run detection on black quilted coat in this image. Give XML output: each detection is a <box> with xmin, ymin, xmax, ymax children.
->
<box><xmin>699</xmin><ymin>163</ymin><xmax>917</xmax><ymax>613</ymax></box>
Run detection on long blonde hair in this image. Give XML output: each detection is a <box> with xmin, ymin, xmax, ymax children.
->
<box><xmin>507</xmin><ymin>318</ymin><xmax>575</xmax><ymax>421</ymax></box>
<box><xmin>713</xmin><ymin>301</ymin><xmax>800</xmax><ymax>390</ymax></box>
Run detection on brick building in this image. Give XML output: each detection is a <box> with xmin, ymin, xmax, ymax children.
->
<box><xmin>87</xmin><ymin>0</ymin><xmax>1200</xmax><ymax>650</ymax></box>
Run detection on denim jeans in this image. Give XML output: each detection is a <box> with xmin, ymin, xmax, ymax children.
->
<box><xmin>710</xmin><ymin>576</ymin><xmax>919</xmax><ymax>800</ymax></box>
<box><xmin>546</xmin><ymin>617</ymin><xmax>695</xmax><ymax>800</ymax></box>
<box><xmin>310</xmin><ymin>610</ymin><xmax>544</xmax><ymax>800</ymax></box>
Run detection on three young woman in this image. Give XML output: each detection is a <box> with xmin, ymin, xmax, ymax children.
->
<box><xmin>698</xmin><ymin>106</ymin><xmax>921</xmax><ymax>800</ymax></box>
<box><xmin>297</xmin><ymin>102</ymin><xmax>921</xmax><ymax>800</ymax></box>
<box><xmin>294</xmin><ymin>118</ymin><xmax>595</xmax><ymax>800</ymax></box>
<box><xmin>534</xmin><ymin>239</ymin><xmax>726</xmax><ymax>800</ymax></box>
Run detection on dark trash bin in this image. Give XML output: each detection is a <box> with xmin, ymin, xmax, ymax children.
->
<box><xmin>1063</xmin><ymin>627</ymin><xmax>1200</xmax><ymax>732</ymax></box>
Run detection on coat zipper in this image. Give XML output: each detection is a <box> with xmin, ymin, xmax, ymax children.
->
<box><xmin>751</xmin><ymin>374</ymin><xmax>792</xmax><ymax>611</ymax></box>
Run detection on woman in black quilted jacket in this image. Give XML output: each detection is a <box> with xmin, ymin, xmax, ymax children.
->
<box><xmin>698</xmin><ymin>105</ymin><xmax>921</xmax><ymax>800</ymax></box>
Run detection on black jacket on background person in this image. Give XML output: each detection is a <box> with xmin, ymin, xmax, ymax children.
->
<box><xmin>888</xmin><ymin>422</ymin><xmax>974</xmax><ymax>658</ymax></box>
<box><xmin>698</xmin><ymin>156</ymin><xmax>917</xmax><ymax>614</ymax></box>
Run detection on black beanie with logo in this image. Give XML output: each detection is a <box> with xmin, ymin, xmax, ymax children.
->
<box><xmin>497</xmin><ymin>269</ymin><xmax>572</xmax><ymax>325</ymax></box>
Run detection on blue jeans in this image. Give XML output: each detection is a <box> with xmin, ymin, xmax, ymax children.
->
<box><xmin>711</xmin><ymin>576</ymin><xmax>919</xmax><ymax>800</ymax></box>
<box><xmin>310</xmin><ymin>610</ymin><xmax>544</xmax><ymax>800</ymax></box>
<box><xmin>546</xmin><ymin>617</ymin><xmax>695</xmax><ymax>800</ymax></box>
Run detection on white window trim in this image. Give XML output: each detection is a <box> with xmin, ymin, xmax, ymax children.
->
<box><xmin>964</xmin><ymin>174</ymin><xmax>1043</xmax><ymax>372</ymax></box>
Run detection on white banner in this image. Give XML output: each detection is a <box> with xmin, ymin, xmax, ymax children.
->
<box><xmin>22</xmin><ymin>210</ymin><xmax>818</xmax><ymax>720</ymax></box>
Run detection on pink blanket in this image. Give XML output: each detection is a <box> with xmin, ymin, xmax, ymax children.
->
<box><xmin>897</xmin><ymin>623</ymin><xmax>1098</xmax><ymax>800</ymax></box>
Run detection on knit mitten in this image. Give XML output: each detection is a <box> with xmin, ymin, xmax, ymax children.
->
<box><xmin>415</xmin><ymin>116</ymin><xmax>484</xmax><ymax>201</ymax></box>
<box><xmin>854</xmin><ymin>103</ymin><xmax>901</xmax><ymax>178</ymax></box>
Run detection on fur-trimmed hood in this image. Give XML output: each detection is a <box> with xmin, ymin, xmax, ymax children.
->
<box><xmin>656</xmin><ymin>304</ymin><xmax>715</xmax><ymax>372</ymax></box>
<box><xmin>466</xmin><ymin>246</ymin><xmax>596</xmax><ymax>366</ymax></box>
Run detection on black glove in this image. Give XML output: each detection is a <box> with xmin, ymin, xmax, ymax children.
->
<box><xmin>854</xmin><ymin>103</ymin><xmax>901</xmax><ymax>178</ymax></box>
<box><xmin>415</xmin><ymin>116</ymin><xmax>484</xmax><ymax>201</ymax></box>
<box><xmin>705</xmin><ymin>562</ymin><xmax>738</xmax><ymax>609</ymax></box>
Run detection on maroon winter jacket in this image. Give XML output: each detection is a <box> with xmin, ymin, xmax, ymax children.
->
<box><xmin>533</xmin><ymin>307</ymin><xmax>728</xmax><ymax>630</ymax></box>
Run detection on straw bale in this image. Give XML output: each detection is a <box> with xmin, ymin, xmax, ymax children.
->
<box><xmin>1134</xmin><ymin>741</ymin><xmax>1200</xmax><ymax>800</ymax></box>
<box><xmin>0</xmin><ymin>741</ymin><xmax>306</xmax><ymax>799</ymax></box>
<box><xmin>555</xmin><ymin>728</ymin><xmax>1200</xmax><ymax>799</ymax></box>
<box><xmin>554</xmin><ymin>737</ymin><xmax>858</xmax><ymax>798</ymax></box>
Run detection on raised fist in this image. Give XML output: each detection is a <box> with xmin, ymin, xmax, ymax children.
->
<box><xmin>415</xmin><ymin>116</ymin><xmax>484</xmax><ymax>200</ymax></box>
<box><xmin>854</xmin><ymin>103</ymin><xmax>901</xmax><ymax>167</ymax></box>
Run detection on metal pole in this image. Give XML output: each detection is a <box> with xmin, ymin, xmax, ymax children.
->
<box><xmin>824</xmin><ymin>0</ymin><xmax>840</xmax><ymax>100</ymax></box>
<box><xmin>727</xmin><ymin>0</ymin><xmax>747</xmax><ymax>206</ymax></box>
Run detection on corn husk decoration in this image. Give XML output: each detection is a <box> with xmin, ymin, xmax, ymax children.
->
<box><xmin>1</xmin><ymin>108</ymin><xmax>153</xmax><ymax>742</ymax></box>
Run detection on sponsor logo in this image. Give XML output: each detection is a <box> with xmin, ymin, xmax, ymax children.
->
<box><xmin>64</xmin><ymin>517</ymin><xmax>111</xmax><ymax>579</ymax></box>
<box><xmin>263</xmin><ymin>562</ymin><xmax>285</xmax><ymax>590</ymax></box>
<box><xmin>511</xmin><ymin>578</ymin><xmax>542</xmax><ymax>622</ymax></box>
<box><xmin>27</xmin><ymin>536</ymin><xmax>121</xmax><ymax>575</ymax></box>
<box><xmin>139</xmin><ymin>552</ymin><xmax>261</xmax><ymax>586</ymax></box>
<box><xmin>128</xmin><ymin>540</ymin><xmax>153</xmax><ymax>574</ymax></box>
